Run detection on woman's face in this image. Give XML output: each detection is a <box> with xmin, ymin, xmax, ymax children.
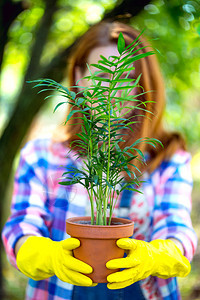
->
<box><xmin>75</xmin><ymin>43</ymin><xmax>138</xmax><ymax>117</ymax></box>
<box><xmin>76</xmin><ymin>44</ymin><xmax>120</xmax><ymax>86</ymax></box>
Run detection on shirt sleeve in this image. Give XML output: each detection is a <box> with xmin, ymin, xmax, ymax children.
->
<box><xmin>1</xmin><ymin>140</ymin><xmax>54</xmax><ymax>269</ymax></box>
<box><xmin>151</xmin><ymin>151</ymin><xmax>197</xmax><ymax>262</ymax></box>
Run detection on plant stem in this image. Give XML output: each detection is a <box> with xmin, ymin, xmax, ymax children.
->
<box><xmin>88</xmin><ymin>190</ymin><xmax>94</xmax><ymax>225</ymax></box>
<box><xmin>104</xmin><ymin>62</ymin><xmax>119</xmax><ymax>225</ymax></box>
<box><xmin>104</xmin><ymin>85</ymin><xmax>112</xmax><ymax>225</ymax></box>
<box><xmin>108</xmin><ymin>190</ymin><xmax>117</xmax><ymax>225</ymax></box>
<box><xmin>88</xmin><ymin>109</ymin><xmax>95</xmax><ymax>224</ymax></box>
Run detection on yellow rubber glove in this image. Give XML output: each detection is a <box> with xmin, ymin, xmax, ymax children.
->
<box><xmin>16</xmin><ymin>236</ymin><xmax>96</xmax><ymax>286</ymax></box>
<box><xmin>106</xmin><ymin>238</ymin><xmax>191</xmax><ymax>289</ymax></box>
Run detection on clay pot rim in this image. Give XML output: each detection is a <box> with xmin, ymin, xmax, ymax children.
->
<box><xmin>66</xmin><ymin>216</ymin><xmax>134</xmax><ymax>239</ymax></box>
<box><xmin>66</xmin><ymin>216</ymin><xmax>133</xmax><ymax>228</ymax></box>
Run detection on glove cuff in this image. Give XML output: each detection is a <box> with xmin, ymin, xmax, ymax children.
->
<box><xmin>17</xmin><ymin>236</ymin><xmax>55</xmax><ymax>280</ymax></box>
<box><xmin>150</xmin><ymin>239</ymin><xmax>191</xmax><ymax>278</ymax></box>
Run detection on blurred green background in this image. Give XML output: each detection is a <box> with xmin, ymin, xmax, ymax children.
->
<box><xmin>0</xmin><ymin>0</ymin><xmax>200</xmax><ymax>299</ymax></box>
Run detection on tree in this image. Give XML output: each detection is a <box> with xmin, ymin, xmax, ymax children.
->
<box><xmin>0</xmin><ymin>0</ymin><xmax>27</xmax><ymax>70</ymax></box>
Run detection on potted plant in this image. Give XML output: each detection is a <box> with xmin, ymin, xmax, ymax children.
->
<box><xmin>30</xmin><ymin>32</ymin><xmax>161</xmax><ymax>283</ymax></box>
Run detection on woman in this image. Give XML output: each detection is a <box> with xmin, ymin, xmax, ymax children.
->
<box><xmin>2</xmin><ymin>21</ymin><xmax>197</xmax><ymax>300</ymax></box>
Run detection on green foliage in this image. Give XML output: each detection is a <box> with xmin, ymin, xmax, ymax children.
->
<box><xmin>117</xmin><ymin>32</ymin><xmax>125</xmax><ymax>54</ymax></box>
<box><xmin>133</xmin><ymin>0</ymin><xmax>200</xmax><ymax>150</ymax></box>
<box><xmin>29</xmin><ymin>33</ymin><xmax>161</xmax><ymax>225</ymax></box>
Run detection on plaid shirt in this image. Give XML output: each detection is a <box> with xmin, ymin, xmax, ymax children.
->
<box><xmin>2</xmin><ymin>138</ymin><xmax>197</xmax><ymax>300</ymax></box>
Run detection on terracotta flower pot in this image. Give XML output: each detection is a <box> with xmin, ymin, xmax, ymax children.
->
<box><xmin>66</xmin><ymin>216</ymin><xmax>134</xmax><ymax>283</ymax></box>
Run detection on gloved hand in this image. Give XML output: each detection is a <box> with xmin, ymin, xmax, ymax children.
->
<box><xmin>106</xmin><ymin>238</ymin><xmax>191</xmax><ymax>289</ymax></box>
<box><xmin>16</xmin><ymin>236</ymin><xmax>96</xmax><ymax>286</ymax></box>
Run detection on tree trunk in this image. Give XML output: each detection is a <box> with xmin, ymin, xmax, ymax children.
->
<box><xmin>0</xmin><ymin>0</ymin><xmax>26</xmax><ymax>71</ymax></box>
<box><xmin>0</xmin><ymin>0</ymin><xmax>58</xmax><ymax>297</ymax></box>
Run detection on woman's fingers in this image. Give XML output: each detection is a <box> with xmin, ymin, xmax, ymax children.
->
<box><xmin>59</xmin><ymin>268</ymin><xmax>94</xmax><ymax>286</ymax></box>
<box><xmin>116</xmin><ymin>238</ymin><xmax>137</xmax><ymax>250</ymax></box>
<box><xmin>107</xmin><ymin>267</ymin><xmax>140</xmax><ymax>283</ymax></box>
<box><xmin>106</xmin><ymin>256</ymin><xmax>140</xmax><ymax>269</ymax></box>
<box><xmin>107</xmin><ymin>278</ymin><xmax>133</xmax><ymax>290</ymax></box>
<box><xmin>63</xmin><ymin>255</ymin><xmax>93</xmax><ymax>274</ymax></box>
<box><xmin>61</xmin><ymin>238</ymin><xmax>80</xmax><ymax>250</ymax></box>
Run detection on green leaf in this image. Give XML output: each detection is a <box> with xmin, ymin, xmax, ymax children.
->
<box><xmin>76</xmin><ymin>97</ymin><xmax>85</xmax><ymax>105</ymax></box>
<box><xmin>117</xmin><ymin>32</ymin><xmax>125</xmax><ymax>54</ymax></box>
<box><xmin>53</xmin><ymin>102</ymin><xmax>67</xmax><ymax>113</ymax></box>
<box><xmin>119</xmin><ymin>52</ymin><xmax>155</xmax><ymax>69</ymax></box>
<box><xmin>59</xmin><ymin>181</ymin><xmax>73</xmax><ymax>186</ymax></box>
<box><xmin>120</xmin><ymin>186</ymin><xmax>142</xmax><ymax>194</ymax></box>
<box><xmin>85</xmin><ymin>178</ymin><xmax>89</xmax><ymax>188</ymax></box>
<box><xmin>93</xmin><ymin>175</ymin><xmax>99</xmax><ymax>184</ymax></box>
<box><xmin>131</xmin><ymin>148</ymin><xmax>145</xmax><ymax>160</ymax></box>
<box><xmin>83</xmin><ymin>90</ymin><xmax>92</xmax><ymax>97</ymax></box>
<box><xmin>134</xmin><ymin>73</ymin><xmax>142</xmax><ymax>85</ymax></box>
<box><xmin>90</xmin><ymin>76</ymin><xmax>110</xmax><ymax>82</ymax></box>
<box><xmin>118</xmin><ymin>67</ymin><xmax>135</xmax><ymax>73</ymax></box>
<box><xmin>70</xmin><ymin>91</ymin><xmax>76</xmax><ymax>99</ymax></box>
<box><xmin>105</xmin><ymin>180</ymin><xmax>114</xmax><ymax>189</ymax></box>
<box><xmin>112</xmin><ymin>78</ymin><xmax>135</xmax><ymax>83</ymax></box>
<box><xmin>112</xmin><ymin>85</ymin><xmax>133</xmax><ymax>91</ymax></box>
<box><xmin>65</xmin><ymin>109</ymin><xmax>81</xmax><ymax>123</ymax></box>
<box><xmin>99</xmin><ymin>55</ymin><xmax>117</xmax><ymax>66</ymax></box>
<box><xmin>99</xmin><ymin>55</ymin><xmax>111</xmax><ymax>63</ymax></box>
<box><xmin>76</xmin><ymin>132</ymin><xmax>89</xmax><ymax>142</ymax></box>
<box><xmin>90</xmin><ymin>64</ymin><xmax>113</xmax><ymax>74</ymax></box>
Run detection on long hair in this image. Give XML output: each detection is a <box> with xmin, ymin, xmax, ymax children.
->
<box><xmin>58</xmin><ymin>21</ymin><xmax>186</xmax><ymax>174</ymax></box>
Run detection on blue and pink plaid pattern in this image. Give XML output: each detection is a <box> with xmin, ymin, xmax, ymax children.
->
<box><xmin>2</xmin><ymin>138</ymin><xmax>197</xmax><ymax>300</ymax></box>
